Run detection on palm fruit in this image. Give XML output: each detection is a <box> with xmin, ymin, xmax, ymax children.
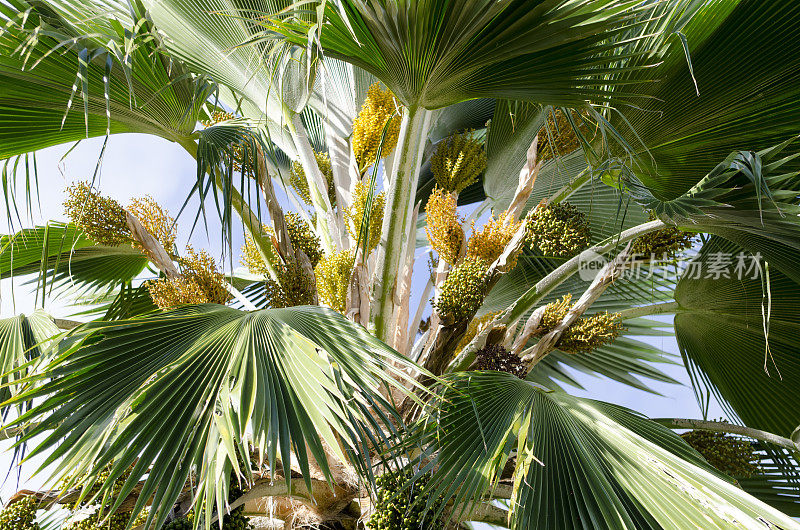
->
<box><xmin>431</xmin><ymin>130</ymin><xmax>487</xmax><ymax>193</ymax></box>
<box><xmin>345</xmin><ymin>180</ymin><xmax>386</xmax><ymax>252</ymax></box>
<box><xmin>352</xmin><ymin>83</ymin><xmax>401</xmax><ymax>170</ymax></box>
<box><xmin>537</xmin><ymin>109</ymin><xmax>588</xmax><ymax>161</ymax></box>
<box><xmin>263</xmin><ymin>255</ymin><xmax>317</xmax><ymax>308</ymax></box>
<box><xmin>220</xmin><ymin>482</ymin><xmax>252</xmax><ymax>530</ymax></box>
<box><xmin>314</xmin><ymin>249</ymin><xmax>355</xmax><ymax>314</ymax></box>
<box><xmin>526</xmin><ymin>202</ymin><xmax>591</xmax><ymax>258</ymax></box>
<box><xmin>475</xmin><ymin>343</ymin><xmax>527</xmax><ymax>379</ymax></box>
<box><xmin>63</xmin><ymin>181</ymin><xmax>131</xmax><ymax>246</ymax></box>
<box><xmin>289</xmin><ymin>151</ymin><xmax>336</xmax><ymax>207</ymax></box>
<box><xmin>467</xmin><ymin>210</ymin><xmax>522</xmax><ymax>267</ymax></box>
<box><xmin>630</xmin><ymin>212</ymin><xmax>695</xmax><ymax>260</ymax></box>
<box><xmin>148</xmin><ymin>247</ymin><xmax>230</xmax><ymax>309</ymax></box>
<box><xmin>432</xmin><ymin>257</ymin><xmax>488</xmax><ymax>324</ymax></box>
<box><xmin>64</xmin><ymin>510</ymin><xmax>130</xmax><ymax>530</ymax></box>
<box><xmin>367</xmin><ymin>471</ymin><xmax>443</xmax><ymax>530</ymax></box>
<box><xmin>161</xmin><ymin>516</ymin><xmax>193</xmax><ymax>530</ymax></box>
<box><xmin>128</xmin><ymin>195</ymin><xmax>178</xmax><ymax>256</ymax></box>
<box><xmin>539</xmin><ymin>295</ymin><xmax>623</xmax><ymax>354</ymax></box>
<box><xmin>681</xmin><ymin>429</ymin><xmax>759</xmax><ymax>478</ymax></box>
<box><xmin>425</xmin><ymin>187</ymin><xmax>464</xmax><ymax>265</ymax></box>
<box><xmin>284</xmin><ymin>213</ymin><xmax>324</xmax><ymax>267</ymax></box>
<box><xmin>0</xmin><ymin>496</ymin><xmax>39</xmax><ymax>530</ymax></box>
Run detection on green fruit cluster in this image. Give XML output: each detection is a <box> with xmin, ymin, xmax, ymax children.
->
<box><xmin>263</xmin><ymin>255</ymin><xmax>317</xmax><ymax>309</ymax></box>
<box><xmin>161</xmin><ymin>516</ymin><xmax>193</xmax><ymax>530</ymax></box>
<box><xmin>526</xmin><ymin>202</ymin><xmax>591</xmax><ymax>258</ymax></box>
<box><xmin>681</xmin><ymin>430</ymin><xmax>760</xmax><ymax>478</ymax></box>
<box><xmin>0</xmin><ymin>496</ymin><xmax>39</xmax><ymax>530</ymax></box>
<box><xmin>630</xmin><ymin>212</ymin><xmax>695</xmax><ymax>260</ymax></box>
<box><xmin>475</xmin><ymin>344</ymin><xmax>527</xmax><ymax>379</ymax></box>
<box><xmin>367</xmin><ymin>472</ymin><xmax>443</xmax><ymax>530</ymax></box>
<box><xmin>540</xmin><ymin>295</ymin><xmax>624</xmax><ymax>354</ymax></box>
<box><xmin>432</xmin><ymin>257</ymin><xmax>488</xmax><ymax>325</ymax></box>
<box><xmin>285</xmin><ymin>213</ymin><xmax>324</xmax><ymax>268</ymax></box>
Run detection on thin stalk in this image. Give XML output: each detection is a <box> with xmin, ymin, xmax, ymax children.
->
<box><xmin>653</xmin><ymin>418</ymin><xmax>800</xmax><ymax>453</ymax></box>
<box><xmin>547</xmin><ymin>166</ymin><xmax>591</xmax><ymax>204</ymax></box>
<box><xmin>448</xmin><ymin>219</ymin><xmax>666</xmax><ymax>372</ymax></box>
<box><xmin>370</xmin><ymin>105</ymin><xmax>432</xmax><ymax>342</ymax></box>
<box><xmin>618</xmin><ymin>301</ymin><xmax>681</xmax><ymax>320</ymax></box>
<box><xmin>407</xmin><ymin>277</ymin><xmax>433</xmax><ymax>354</ymax></box>
<box><xmin>288</xmin><ymin>113</ymin><xmax>338</xmax><ymax>253</ymax></box>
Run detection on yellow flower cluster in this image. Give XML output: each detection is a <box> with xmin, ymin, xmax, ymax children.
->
<box><xmin>63</xmin><ymin>181</ymin><xmax>131</xmax><ymax>246</ymax></box>
<box><xmin>346</xmin><ymin>181</ymin><xmax>385</xmax><ymax>251</ymax></box>
<box><xmin>431</xmin><ymin>130</ymin><xmax>487</xmax><ymax>193</ymax></box>
<box><xmin>314</xmin><ymin>249</ymin><xmax>354</xmax><ymax>314</ymax></box>
<box><xmin>352</xmin><ymin>83</ymin><xmax>401</xmax><ymax>170</ymax></box>
<box><xmin>148</xmin><ymin>247</ymin><xmax>230</xmax><ymax>309</ymax></box>
<box><xmin>455</xmin><ymin>311</ymin><xmax>500</xmax><ymax>354</ymax></box>
<box><xmin>526</xmin><ymin>202</ymin><xmax>591</xmax><ymax>258</ymax></box>
<box><xmin>425</xmin><ymin>188</ymin><xmax>464</xmax><ymax>265</ymax></box>
<box><xmin>630</xmin><ymin>212</ymin><xmax>695</xmax><ymax>259</ymax></box>
<box><xmin>263</xmin><ymin>256</ymin><xmax>316</xmax><ymax>308</ymax></box>
<box><xmin>537</xmin><ymin>109</ymin><xmax>588</xmax><ymax>161</ymax></box>
<box><xmin>539</xmin><ymin>294</ymin><xmax>623</xmax><ymax>354</ymax></box>
<box><xmin>289</xmin><ymin>151</ymin><xmax>336</xmax><ymax>207</ymax></box>
<box><xmin>201</xmin><ymin>110</ymin><xmax>236</xmax><ymax>126</ymax></box>
<box><xmin>467</xmin><ymin>211</ymin><xmax>522</xmax><ymax>267</ymax></box>
<box><xmin>241</xmin><ymin>214</ymin><xmax>323</xmax><ymax>276</ymax></box>
<box><xmin>127</xmin><ymin>195</ymin><xmax>177</xmax><ymax>256</ymax></box>
<box><xmin>432</xmin><ymin>257</ymin><xmax>488</xmax><ymax>325</ymax></box>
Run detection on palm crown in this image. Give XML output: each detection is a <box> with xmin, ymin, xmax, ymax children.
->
<box><xmin>1</xmin><ymin>0</ymin><xmax>800</xmax><ymax>528</ymax></box>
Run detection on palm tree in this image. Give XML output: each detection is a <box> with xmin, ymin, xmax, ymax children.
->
<box><xmin>1</xmin><ymin>0</ymin><xmax>800</xmax><ymax>528</ymax></box>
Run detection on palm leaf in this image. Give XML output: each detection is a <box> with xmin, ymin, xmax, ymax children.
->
<box><xmin>5</xmin><ymin>304</ymin><xmax>425</xmax><ymax>529</ymax></box>
<box><xmin>0</xmin><ymin>310</ymin><xmax>60</xmax><ymax>408</ymax></box>
<box><xmin>410</xmin><ymin>372</ymin><xmax>799</xmax><ymax>529</ymax></box>
<box><xmin>0</xmin><ymin>0</ymin><xmax>214</xmax><ymax>160</ymax></box>
<box><xmin>674</xmin><ymin>237</ymin><xmax>800</xmax><ymax>437</ymax></box>
<box><xmin>265</xmin><ymin>0</ymin><xmax>679</xmax><ymax>109</ymax></box>
<box><xmin>607</xmin><ymin>0</ymin><xmax>800</xmax><ymax>199</ymax></box>
<box><xmin>0</xmin><ymin>222</ymin><xmax>149</xmax><ymax>299</ymax></box>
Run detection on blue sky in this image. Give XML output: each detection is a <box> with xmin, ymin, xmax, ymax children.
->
<box><xmin>0</xmin><ymin>133</ymin><xmax>723</xmax><ymax>505</ymax></box>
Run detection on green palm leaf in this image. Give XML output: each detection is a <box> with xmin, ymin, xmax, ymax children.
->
<box><xmin>265</xmin><ymin>0</ymin><xmax>678</xmax><ymax>109</ymax></box>
<box><xmin>0</xmin><ymin>0</ymin><xmax>214</xmax><ymax>160</ymax></box>
<box><xmin>411</xmin><ymin>372</ymin><xmax>799</xmax><ymax>529</ymax></box>
<box><xmin>0</xmin><ymin>310</ymin><xmax>60</xmax><ymax>407</ymax></box>
<box><xmin>607</xmin><ymin>0</ymin><xmax>800</xmax><ymax>199</ymax></box>
<box><xmin>4</xmin><ymin>304</ymin><xmax>424</xmax><ymax>529</ymax></box>
<box><xmin>674</xmin><ymin>238</ymin><xmax>800</xmax><ymax>437</ymax></box>
<box><xmin>0</xmin><ymin>222</ymin><xmax>149</xmax><ymax>298</ymax></box>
